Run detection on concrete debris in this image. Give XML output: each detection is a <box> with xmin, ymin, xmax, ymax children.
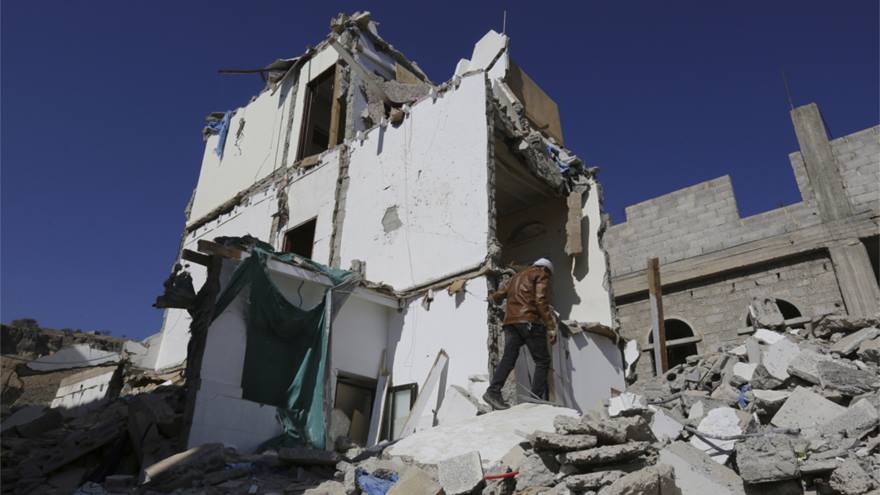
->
<box><xmin>688</xmin><ymin>407</ymin><xmax>742</xmax><ymax>464</ymax></box>
<box><xmin>597</xmin><ymin>463</ymin><xmax>676</xmax><ymax>495</ymax></box>
<box><xmin>830</xmin><ymin>326</ymin><xmax>880</xmax><ymax>356</ymax></box>
<box><xmin>438</xmin><ymin>450</ymin><xmax>484</xmax><ymax>495</ymax></box>
<box><xmin>515</xmin><ymin>450</ymin><xmax>558</xmax><ymax>492</ymax></box>
<box><xmin>659</xmin><ymin>441</ymin><xmax>745</xmax><ymax>495</ymax></box>
<box><xmin>749</xmin><ymin>297</ymin><xmax>785</xmax><ymax>329</ymax></box>
<box><xmin>734</xmin><ymin>435</ymin><xmax>799</xmax><ymax>483</ymax></box>
<box><xmin>857</xmin><ymin>337</ymin><xmax>880</xmax><ymax>364</ymax></box>
<box><xmin>558</xmin><ymin>441</ymin><xmax>652</xmax><ymax>467</ymax></box>
<box><xmin>648</xmin><ymin>405</ymin><xmax>684</xmax><ymax>443</ymax></box>
<box><xmin>816</xmin><ymin>359</ymin><xmax>880</xmax><ymax>396</ymax></box>
<box><xmin>771</xmin><ymin>386</ymin><xmax>847</xmax><ymax>436</ymax></box>
<box><xmin>786</xmin><ymin>348</ymin><xmax>833</xmax><ymax>384</ymax></box>
<box><xmin>828</xmin><ymin>459</ymin><xmax>876</xmax><ymax>495</ymax></box>
<box><xmin>607</xmin><ymin>392</ymin><xmax>647</xmax><ymax>417</ymax></box>
<box><xmin>387</xmin><ymin>466</ymin><xmax>441</xmax><ymax>495</ymax></box>
<box><xmin>529</xmin><ymin>431</ymin><xmax>598</xmax><ymax>452</ymax></box>
<box><xmin>26</xmin><ymin>344</ymin><xmax>121</xmax><ymax>372</ymax></box>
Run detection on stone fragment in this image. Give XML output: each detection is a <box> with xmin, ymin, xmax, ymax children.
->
<box><xmin>786</xmin><ymin>349</ymin><xmax>833</xmax><ymax>384</ymax></box>
<box><xmin>752</xmin><ymin>329</ymin><xmax>784</xmax><ymax>345</ymax></box>
<box><xmin>607</xmin><ymin>393</ymin><xmax>646</xmax><ymax>417</ymax></box>
<box><xmin>658</xmin><ymin>441</ymin><xmax>745</xmax><ymax>495</ymax></box>
<box><xmin>565</xmin><ymin>470</ymin><xmax>625</xmax><ymax>491</ymax></box>
<box><xmin>857</xmin><ymin>338</ymin><xmax>880</xmax><ymax>364</ymax></box>
<box><xmin>752</xmin><ymin>389</ymin><xmax>790</xmax><ymax>417</ymax></box>
<box><xmin>819</xmin><ymin>398</ymin><xmax>879</xmax><ymax>439</ymax></box>
<box><xmin>745</xmin><ymin>338</ymin><xmax>763</xmax><ymax>364</ymax></box>
<box><xmin>799</xmin><ymin>459</ymin><xmax>838</xmax><ymax>474</ymax></box>
<box><xmin>597</xmin><ymin>464</ymin><xmax>676</xmax><ymax>495</ymax></box>
<box><xmin>529</xmin><ymin>431</ymin><xmax>597</xmax><ymax>452</ymax></box>
<box><xmin>831</xmin><ymin>327</ymin><xmax>880</xmax><ymax>356</ymax></box>
<box><xmin>749</xmin><ymin>298</ymin><xmax>785</xmax><ymax>328</ymax></box>
<box><xmin>438</xmin><ymin>451</ymin><xmax>484</xmax><ymax>495</ymax></box>
<box><xmin>553</xmin><ymin>415</ymin><xmax>580</xmax><ymax>435</ymax></box>
<box><xmin>143</xmin><ymin>443</ymin><xmax>226</xmax><ymax>488</ymax></box>
<box><xmin>649</xmin><ymin>406</ymin><xmax>684</xmax><ymax>443</ymax></box>
<box><xmin>577</xmin><ymin>415</ymin><xmax>653</xmax><ymax>445</ymax></box>
<box><xmin>387</xmin><ymin>466</ymin><xmax>441</xmax><ymax>495</ymax></box>
<box><xmin>689</xmin><ymin>407</ymin><xmax>742</xmax><ymax>464</ymax></box>
<box><xmin>732</xmin><ymin>363</ymin><xmax>757</xmax><ymax>384</ymax></box>
<box><xmin>771</xmin><ymin>387</ymin><xmax>846</xmax><ymax>437</ymax></box>
<box><xmin>559</xmin><ymin>442</ymin><xmax>651</xmax><ymax>467</ymax></box>
<box><xmin>829</xmin><ymin>459</ymin><xmax>876</xmax><ymax>495</ymax></box>
<box><xmin>813</xmin><ymin>314</ymin><xmax>880</xmax><ymax>338</ymax></box>
<box><xmin>750</xmin><ymin>365</ymin><xmax>784</xmax><ymax>390</ymax></box>
<box><xmin>729</xmin><ymin>344</ymin><xmax>747</xmax><ymax>357</ymax></box>
<box><xmin>761</xmin><ymin>338</ymin><xmax>800</xmax><ymax>382</ymax></box>
<box><xmin>817</xmin><ymin>360</ymin><xmax>880</xmax><ymax>396</ymax></box>
<box><xmin>515</xmin><ymin>451</ymin><xmax>558</xmax><ymax>492</ymax></box>
<box><xmin>734</xmin><ymin>435</ymin><xmax>798</xmax><ymax>483</ymax></box>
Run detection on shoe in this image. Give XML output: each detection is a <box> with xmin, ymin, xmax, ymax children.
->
<box><xmin>483</xmin><ymin>390</ymin><xmax>510</xmax><ymax>410</ymax></box>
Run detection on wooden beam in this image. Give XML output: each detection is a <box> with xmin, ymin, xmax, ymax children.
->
<box><xmin>327</xmin><ymin>62</ymin><xmax>344</xmax><ymax>148</ymax></box>
<box><xmin>647</xmin><ymin>258</ymin><xmax>668</xmax><ymax>375</ymax></box>
<box><xmin>196</xmin><ymin>239</ymin><xmax>245</xmax><ymax>260</ymax></box>
<box><xmin>182</xmin><ymin>249</ymin><xmax>211</xmax><ymax>266</ymax></box>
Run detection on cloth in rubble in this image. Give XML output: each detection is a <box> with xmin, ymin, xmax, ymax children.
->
<box><xmin>204</xmin><ymin>110</ymin><xmax>232</xmax><ymax>158</ymax></box>
<box><xmin>355</xmin><ymin>468</ymin><xmax>399</xmax><ymax>495</ymax></box>
<box><xmin>546</xmin><ymin>143</ymin><xmax>569</xmax><ymax>173</ymax></box>
<box><xmin>211</xmin><ymin>238</ymin><xmax>360</xmax><ymax>450</ymax></box>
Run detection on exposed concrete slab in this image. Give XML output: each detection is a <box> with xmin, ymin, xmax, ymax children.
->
<box><xmin>648</xmin><ymin>405</ymin><xmax>684</xmax><ymax>443</ymax></box>
<box><xmin>817</xmin><ymin>359</ymin><xmax>880</xmax><ymax>396</ymax></box>
<box><xmin>858</xmin><ymin>338</ymin><xmax>880</xmax><ymax>364</ymax></box>
<box><xmin>529</xmin><ymin>431</ymin><xmax>597</xmax><ymax>452</ymax></box>
<box><xmin>559</xmin><ymin>441</ymin><xmax>651</xmax><ymax>467</ymax></box>
<box><xmin>0</xmin><ymin>405</ymin><xmax>48</xmax><ymax>433</ymax></box>
<box><xmin>734</xmin><ymin>435</ymin><xmax>798</xmax><ymax>484</ymax></box>
<box><xmin>565</xmin><ymin>470</ymin><xmax>624</xmax><ymax>491</ymax></box>
<box><xmin>771</xmin><ymin>386</ymin><xmax>846</xmax><ymax>437</ymax></box>
<box><xmin>752</xmin><ymin>329</ymin><xmax>784</xmax><ymax>345</ymax></box>
<box><xmin>732</xmin><ymin>363</ymin><xmax>757</xmax><ymax>383</ymax></box>
<box><xmin>437</xmin><ymin>386</ymin><xmax>480</xmax><ymax>426</ymax></box>
<box><xmin>387</xmin><ymin>403</ymin><xmax>577</xmax><ymax>466</ymax></box>
<box><xmin>438</xmin><ymin>451</ymin><xmax>483</xmax><ymax>495</ymax></box>
<box><xmin>689</xmin><ymin>407</ymin><xmax>742</xmax><ymax>464</ymax></box>
<box><xmin>761</xmin><ymin>338</ymin><xmax>800</xmax><ymax>382</ymax></box>
<box><xmin>27</xmin><ymin>344</ymin><xmax>120</xmax><ymax>372</ymax></box>
<box><xmin>50</xmin><ymin>366</ymin><xmax>118</xmax><ymax>411</ymax></box>
<box><xmin>831</xmin><ymin>327</ymin><xmax>880</xmax><ymax>356</ymax></box>
<box><xmin>786</xmin><ymin>349</ymin><xmax>833</xmax><ymax>385</ymax></box>
<box><xmin>745</xmin><ymin>338</ymin><xmax>763</xmax><ymax>364</ymax></box>
<box><xmin>819</xmin><ymin>398</ymin><xmax>879</xmax><ymax>439</ymax></box>
<box><xmin>829</xmin><ymin>459</ymin><xmax>876</xmax><ymax>495</ymax></box>
<box><xmin>598</xmin><ymin>464</ymin><xmax>676</xmax><ymax>495</ymax></box>
<box><xmin>658</xmin><ymin>441</ymin><xmax>745</xmax><ymax>495</ymax></box>
<box><xmin>608</xmin><ymin>392</ymin><xmax>647</xmax><ymax>417</ymax></box>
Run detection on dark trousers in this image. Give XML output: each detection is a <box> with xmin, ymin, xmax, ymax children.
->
<box><xmin>488</xmin><ymin>323</ymin><xmax>551</xmax><ymax>399</ymax></box>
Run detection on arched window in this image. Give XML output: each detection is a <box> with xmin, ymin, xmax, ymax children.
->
<box><xmin>648</xmin><ymin>318</ymin><xmax>700</xmax><ymax>371</ymax></box>
<box><xmin>745</xmin><ymin>299</ymin><xmax>804</xmax><ymax>329</ymax></box>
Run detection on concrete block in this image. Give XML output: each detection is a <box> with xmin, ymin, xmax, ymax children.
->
<box><xmin>749</xmin><ymin>364</ymin><xmax>784</xmax><ymax>390</ymax></box>
<box><xmin>771</xmin><ymin>386</ymin><xmax>846</xmax><ymax>437</ymax></box>
<box><xmin>387</xmin><ymin>466</ymin><xmax>441</xmax><ymax>495</ymax></box>
<box><xmin>761</xmin><ymin>338</ymin><xmax>800</xmax><ymax>382</ymax></box>
<box><xmin>745</xmin><ymin>338</ymin><xmax>763</xmax><ymax>364</ymax></box>
<box><xmin>564</xmin><ymin>470</ymin><xmax>624</xmax><ymax>491</ymax></box>
<box><xmin>829</xmin><ymin>459</ymin><xmax>876</xmax><ymax>495</ymax></box>
<box><xmin>559</xmin><ymin>442</ymin><xmax>650</xmax><ymax>467</ymax></box>
<box><xmin>438</xmin><ymin>451</ymin><xmax>484</xmax><ymax>495</ymax></box>
<box><xmin>26</xmin><ymin>344</ymin><xmax>120</xmax><ymax>371</ymax></box>
<box><xmin>732</xmin><ymin>363</ymin><xmax>757</xmax><ymax>383</ymax></box>
<box><xmin>752</xmin><ymin>329</ymin><xmax>784</xmax><ymax>345</ymax></box>
<box><xmin>786</xmin><ymin>349</ymin><xmax>833</xmax><ymax>384</ymax></box>
<box><xmin>830</xmin><ymin>327</ymin><xmax>880</xmax><ymax>356</ymax></box>
<box><xmin>752</xmin><ymin>390</ymin><xmax>790</xmax><ymax>410</ymax></box>
<box><xmin>734</xmin><ymin>435</ymin><xmax>798</xmax><ymax>484</ymax></box>
<box><xmin>819</xmin><ymin>398</ymin><xmax>879</xmax><ymax>439</ymax></box>
<box><xmin>529</xmin><ymin>431</ymin><xmax>597</xmax><ymax>452</ymax></box>
<box><xmin>515</xmin><ymin>450</ymin><xmax>558</xmax><ymax>492</ymax></box>
<box><xmin>857</xmin><ymin>338</ymin><xmax>880</xmax><ymax>364</ymax></box>
<box><xmin>437</xmin><ymin>386</ymin><xmax>480</xmax><ymax>426</ymax></box>
<box><xmin>648</xmin><ymin>406</ymin><xmax>684</xmax><ymax>443</ymax></box>
<box><xmin>817</xmin><ymin>359</ymin><xmax>880</xmax><ymax>396</ymax></box>
<box><xmin>689</xmin><ymin>407</ymin><xmax>742</xmax><ymax>464</ymax></box>
<box><xmin>598</xmin><ymin>464</ymin><xmax>676</xmax><ymax>495</ymax></box>
<box><xmin>658</xmin><ymin>441</ymin><xmax>745</xmax><ymax>495</ymax></box>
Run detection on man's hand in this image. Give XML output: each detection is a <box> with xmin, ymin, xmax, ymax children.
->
<box><xmin>547</xmin><ymin>330</ymin><xmax>557</xmax><ymax>345</ymax></box>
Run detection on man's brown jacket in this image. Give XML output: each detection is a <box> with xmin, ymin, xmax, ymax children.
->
<box><xmin>490</xmin><ymin>265</ymin><xmax>554</xmax><ymax>330</ymax></box>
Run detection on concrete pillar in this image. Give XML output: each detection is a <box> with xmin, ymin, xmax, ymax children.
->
<box><xmin>790</xmin><ymin>103</ymin><xmax>853</xmax><ymax>222</ymax></box>
<box><xmin>829</xmin><ymin>239</ymin><xmax>880</xmax><ymax>317</ymax></box>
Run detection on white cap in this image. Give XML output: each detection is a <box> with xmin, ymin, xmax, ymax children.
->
<box><xmin>533</xmin><ymin>258</ymin><xmax>554</xmax><ymax>274</ymax></box>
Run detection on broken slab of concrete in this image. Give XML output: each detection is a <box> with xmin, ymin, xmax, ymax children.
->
<box><xmin>857</xmin><ymin>338</ymin><xmax>880</xmax><ymax>364</ymax></box>
<box><xmin>564</xmin><ymin>470</ymin><xmax>625</xmax><ymax>492</ymax></box>
<box><xmin>819</xmin><ymin>398</ymin><xmax>879</xmax><ymax>439</ymax></box>
<box><xmin>771</xmin><ymin>386</ymin><xmax>846</xmax><ymax>436</ymax></box>
<box><xmin>27</xmin><ymin>344</ymin><xmax>120</xmax><ymax>372</ymax></box>
<box><xmin>749</xmin><ymin>298</ymin><xmax>785</xmax><ymax>328</ymax></box>
<box><xmin>689</xmin><ymin>407</ymin><xmax>742</xmax><ymax>464</ymax></box>
<box><xmin>597</xmin><ymin>463</ymin><xmax>676</xmax><ymax>495</ymax></box>
<box><xmin>438</xmin><ymin>451</ymin><xmax>483</xmax><ymax>495</ymax></box>
<box><xmin>50</xmin><ymin>365</ymin><xmax>119</xmax><ymax>411</ymax></box>
<box><xmin>143</xmin><ymin>443</ymin><xmax>225</xmax><ymax>488</ymax></box>
<box><xmin>734</xmin><ymin>435</ymin><xmax>799</xmax><ymax>484</ymax></box>
<box><xmin>750</xmin><ymin>364</ymin><xmax>784</xmax><ymax>390</ymax></box>
<box><xmin>388</xmin><ymin>403</ymin><xmax>578</xmax><ymax>466</ymax></box>
<box><xmin>387</xmin><ymin>466</ymin><xmax>441</xmax><ymax>495</ymax></box>
<box><xmin>648</xmin><ymin>405</ymin><xmax>684</xmax><ymax>443</ymax></box>
<box><xmin>761</xmin><ymin>338</ymin><xmax>800</xmax><ymax>383</ymax></box>
<box><xmin>732</xmin><ymin>363</ymin><xmax>757</xmax><ymax>384</ymax></box>
<box><xmin>786</xmin><ymin>348</ymin><xmax>833</xmax><ymax>384</ymax></box>
<box><xmin>828</xmin><ymin>459</ymin><xmax>876</xmax><ymax>495</ymax></box>
<box><xmin>515</xmin><ymin>450</ymin><xmax>558</xmax><ymax>492</ymax></box>
<box><xmin>529</xmin><ymin>431</ymin><xmax>597</xmax><ymax>452</ymax></box>
<box><xmin>829</xmin><ymin>327</ymin><xmax>880</xmax><ymax>356</ymax></box>
<box><xmin>658</xmin><ymin>441</ymin><xmax>745</xmax><ymax>495</ymax></box>
<box><xmin>13</xmin><ymin>407</ymin><xmax>64</xmax><ymax>438</ymax></box>
<box><xmin>607</xmin><ymin>392</ymin><xmax>647</xmax><ymax>417</ymax></box>
<box><xmin>1</xmin><ymin>405</ymin><xmax>49</xmax><ymax>433</ymax></box>
<box><xmin>817</xmin><ymin>359</ymin><xmax>880</xmax><ymax>396</ymax></box>
<box><xmin>752</xmin><ymin>329</ymin><xmax>785</xmax><ymax>345</ymax></box>
<box><xmin>558</xmin><ymin>441</ymin><xmax>651</xmax><ymax>467</ymax></box>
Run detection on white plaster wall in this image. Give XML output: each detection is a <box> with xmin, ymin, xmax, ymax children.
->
<box><xmin>565</xmin><ymin>332</ymin><xmax>624</xmax><ymax>411</ymax></box>
<box><xmin>570</xmin><ymin>178</ymin><xmax>614</xmax><ymax>326</ymax></box>
<box><xmin>50</xmin><ymin>369</ymin><xmax>116</xmax><ymax>410</ymax></box>
<box><xmin>388</xmin><ymin>277</ymin><xmax>490</xmax><ymax>400</ymax></box>
<box><xmin>339</xmin><ymin>74</ymin><xmax>490</xmax><ymax>289</ymax></box>
<box><xmin>188</xmin><ymin>47</ymin><xmax>339</xmax><ymax>225</ymax></box>
<box><xmin>332</xmin><ymin>296</ymin><xmax>390</xmax><ymax>379</ymax></box>
<box><xmin>281</xmin><ymin>154</ymin><xmax>340</xmax><ymax>264</ymax></box>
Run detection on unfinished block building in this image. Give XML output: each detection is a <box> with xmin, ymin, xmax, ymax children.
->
<box><xmin>145</xmin><ymin>13</ymin><xmax>624</xmax><ymax>452</ymax></box>
<box><xmin>606</xmin><ymin>103</ymin><xmax>880</xmax><ymax>379</ymax></box>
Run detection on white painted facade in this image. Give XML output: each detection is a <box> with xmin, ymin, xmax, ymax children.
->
<box><xmin>153</xmin><ymin>14</ymin><xmax>624</xmax><ymax>451</ymax></box>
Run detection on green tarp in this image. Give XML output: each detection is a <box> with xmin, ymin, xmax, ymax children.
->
<box><xmin>211</xmin><ymin>243</ymin><xmax>358</xmax><ymax>450</ymax></box>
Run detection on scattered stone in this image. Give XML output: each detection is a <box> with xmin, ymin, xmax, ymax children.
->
<box><xmin>829</xmin><ymin>459</ymin><xmax>876</xmax><ymax>495</ymax></box>
<box><xmin>608</xmin><ymin>393</ymin><xmax>647</xmax><ymax>417</ymax></box>
<box><xmin>689</xmin><ymin>407</ymin><xmax>742</xmax><ymax>464</ymax></box>
<box><xmin>750</xmin><ymin>365</ymin><xmax>784</xmax><ymax>390</ymax></box>
<box><xmin>597</xmin><ymin>463</ymin><xmax>676</xmax><ymax>495</ymax></box>
<box><xmin>658</xmin><ymin>441</ymin><xmax>745</xmax><ymax>495</ymax></box>
<box><xmin>559</xmin><ymin>442</ymin><xmax>651</xmax><ymax>467</ymax></box>
<box><xmin>786</xmin><ymin>349</ymin><xmax>833</xmax><ymax>384</ymax></box>
<box><xmin>817</xmin><ymin>359</ymin><xmax>880</xmax><ymax>396</ymax></box>
<box><xmin>734</xmin><ymin>435</ymin><xmax>798</xmax><ymax>483</ymax></box>
<box><xmin>830</xmin><ymin>327</ymin><xmax>880</xmax><ymax>356</ymax></box>
<box><xmin>799</xmin><ymin>459</ymin><xmax>838</xmax><ymax>474</ymax></box>
<box><xmin>771</xmin><ymin>387</ymin><xmax>846</xmax><ymax>437</ymax></box>
<box><xmin>564</xmin><ymin>470</ymin><xmax>625</xmax><ymax>491</ymax></box>
<box><xmin>387</xmin><ymin>466</ymin><xmax>441</xmax><ymax>495</ymax></box>
<box><xmin>813</xmin><ymin>315</ymin><xmax>880</xmax><ymax>338</ymax></box>
<box><xmin>438</xmin><ymin>451</ymin><xmax>484</xmax><ymax>495</ymax></box>
<box><xmin>648</xmin><ymin>405</ymin><xmax>684</xmax><ymax>443</ymax></box>
<box><xmin>529</xmin><ymin>431</ymin><xmax>597</xmax><ymax>452</ymax></box>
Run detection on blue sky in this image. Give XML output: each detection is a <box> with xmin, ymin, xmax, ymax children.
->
<box><xmin>2</xmin><ymin>1</ymin><xmax>877</xmax><ymax>339</ymax></box>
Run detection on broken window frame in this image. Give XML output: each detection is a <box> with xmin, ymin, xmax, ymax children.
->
<box><xmin>295</xmin><ymin>63</ymin><xmax>346</xmax><ymax>163</ymax></box>
<box><xmin>646</xmin><ymin>318</ymin><xmax>701</xmax><ymax>373</ymax></box>
<box><xmin>282</xmin><ymin>217</ymin><xmax>318</xmax><ymax>260</ymax></box>
<box><xmin>380</xmin><ymin>383</ymin><xmax>417</xmax><ymax>442</ymax></box>
<box><xmin>333</xmin><ymin>372</ymin><xmax>377</xmax><ymax>446</ymax></box>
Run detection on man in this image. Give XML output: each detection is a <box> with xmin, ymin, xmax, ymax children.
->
<box><xmin>482</xmin><ymin>258</ymin><xmax>556</xmax><ymax>410</ymax></box>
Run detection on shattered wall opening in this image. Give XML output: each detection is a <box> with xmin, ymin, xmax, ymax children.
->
<box><xmin>283</xmin><ymin>217</ymin><xmax>317</xmax><ymax>259</ymax></box>
<box><xmin>297</xmin><ymin>65</ymin><xmax>343</xmax><ymax>161</ymax></box>
<box><xmin>647</xmin><ymin>318</ymin><xmax>699</xmax><ymax>370</ymax></box>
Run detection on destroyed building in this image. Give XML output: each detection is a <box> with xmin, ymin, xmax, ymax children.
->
<box><xmin>140</xmin><ymin>12</ymin><xmax>624</xmax><ymax>452</ymax></box>
<box><xmin>606</xmin><ymin>103</ymin><xmax>880</xmax><ymax>379</ymax></box>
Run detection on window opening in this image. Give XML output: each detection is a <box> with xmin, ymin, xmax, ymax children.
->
<box><xmin>648</xmin><ymin>318</ymin><xmax>699</xmax><ymax>371</ymax></box>
<box><xmin>333</xmin><ymin>374</ymin><xmax>377</xmax><ymax>446</ymax></box>
<box><xmin>283</xmin><ymin>218</ymin><xmax>317</xmax><ymax>260</ymax></box>
<box><xmin>297</xmin><ymin>65</ymin><xmax>344</xmax><ymax>161</ymax></box>
<box><xmin>381</xmin><ymin>383</ymin><xmax>417</xmax><ymax>441</ymax></box>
